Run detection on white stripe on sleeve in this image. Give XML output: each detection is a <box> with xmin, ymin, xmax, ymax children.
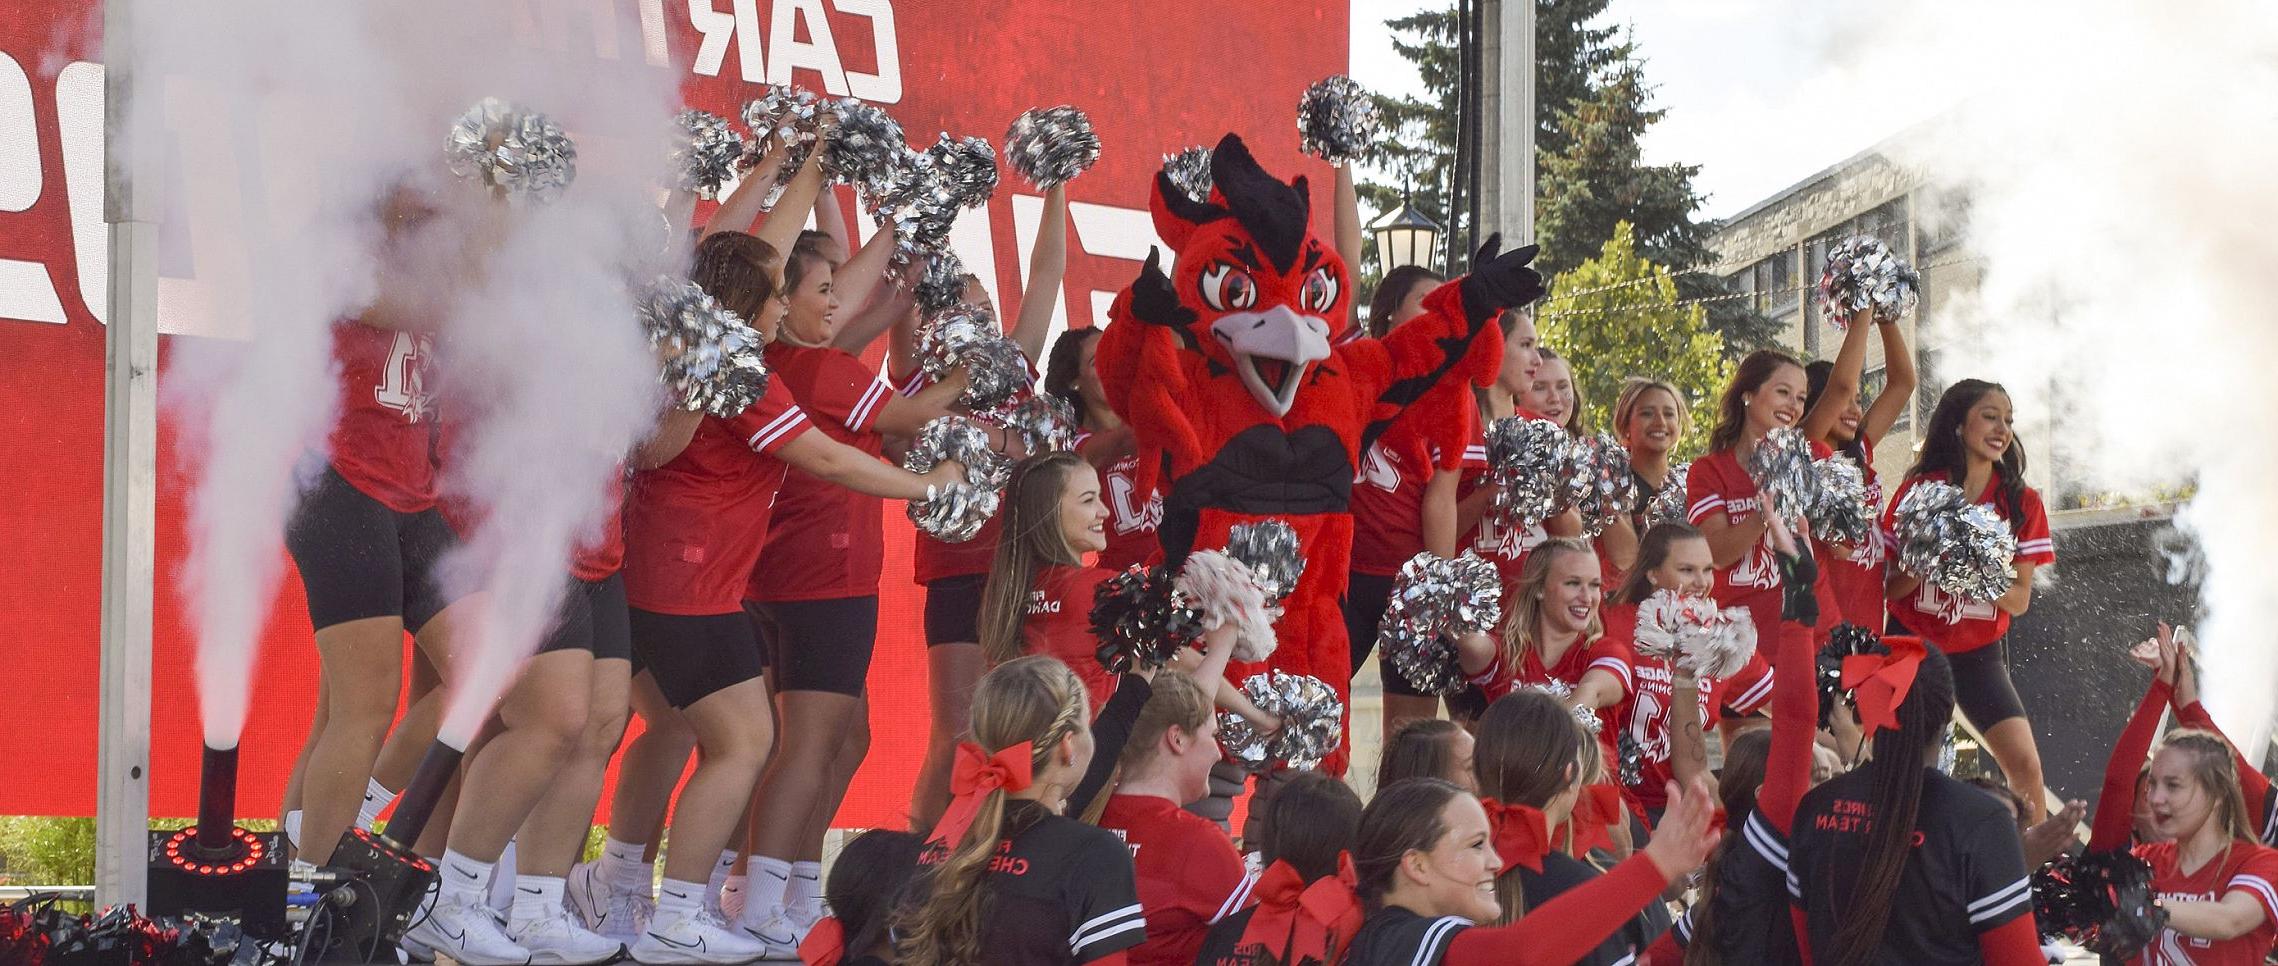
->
<box><xmin>1069</xmin><ymin>903</ymin><xmax>1146</xmax><ymax>955</ymax></box>
<box><xmin>1966</xmin><ymin>877</ymin><xmax>2032</xmax><ymax>924</ymax></box>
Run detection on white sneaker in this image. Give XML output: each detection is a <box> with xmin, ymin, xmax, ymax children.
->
<box><xmin>565</xmin><ymin>862</ymin><xmax>611</xmax><ymax>929</ymax></box>
<box><xmin>738</xmin><ymin>912</ymin><xmax>802</xmax><ymax>961</ymax></box>
<box><xmin>402</xmin><ymin>895</ymin><xmax>534</xmax><ymax>965</ymax></box>
<box><xmin>631</xmin><ymin>908</ymin><xmax>766</xmax><ymax>964</ymax></box>
<box><xmin>510</xmin><ymin>909</ymin><xmax>627</xmax><ymax>965</ymax></box>
<box><xmin>397</xmin><ymin>879</ymin><xmax>443</xmax><ymax>962</ymax></box>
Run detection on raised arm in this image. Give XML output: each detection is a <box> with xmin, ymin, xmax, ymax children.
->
<box><xmin>1354</xmin><ymin>238</ymin><xmax>1541</xmax><ymax>451</ymax></box>
<box><xmin>753</xmin><ymin>145</ymin><xmax>829</xmax><ymax>268</ymax></box>
<box><xmin>2087</xmin><ymin>669</ymin><xmax>2170</xmax><ymax>851</ymax></box>
<box><xmin>813</xmin><ymin>184</ymin><xmax>854</xmax><ymax>262</ymax></box>
<box><xmin>1333</xmin><ymin>164</ymin><xmax>1362</xmax><ymax>330</ymax></box>
<box><xmin>1669</xmin><ymin>669</ymin><xmax>1712</xmax><ymax>798</ymax></box>
<box><xmin>1800</xmin><ymin>309</ymin><xmax>1870</xmax><ymax>445</ymax></box>
<box><xmin>1858</xmin><ymin>319</ymin><xmax>1916</xmax><ymax>443</ymax></box>
<box><xmin>1009</xmin><ymin>183</ymin><xmax>1069</xmax><ymax>363</ymax></box>
<box><xmin>775</xmin><ymin>429</ymin><xmax>959</xmax><ymax>501</ymax></box>
<box><xmin>700</xmin><ymin>139</ymin><xmax>789</xmax><ymax>241</ymax></box>
<box><xmin>833</xmin><ymin>260</ymin><xmax>917</xmax><ymax>355</ymax></box>
<box><xmin>2168</xmin><ymin>639</ymin><xmax>2272</xmax><ymax>832</ymax></box>
<box><xmin>1759</xmin><ymin>618</ymin><xmax>1817</xmax><ymax>835</ymax></box>
<box><xmin>828</xmin><ymin>227</ymin><xmax>909</xmax><ymax>352</ymax></box>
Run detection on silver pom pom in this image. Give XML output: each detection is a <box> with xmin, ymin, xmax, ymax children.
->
<box><xmin>1810</xmin><ymin>456</ymin><xmax>1877</xmax><ymax>546</ymax></box>
<box><xmin>980</xmin><ymin>393</ymin><xmax>1078</xmax><ymax>455</ymax></box>
<box><xmin>907</xmin><ymin>482</ymin><xmax>999</xmax><ymax>543</ymax></box>
<box><xmin>1645</xmin><ymin>461</ymin><xmax>1692</xmax><ymax>528</ymax></box>
<box><xmin>1224</xmin><ymin>520</ymin><xmax>1305</xmax><ymax>606</ymax></box>
<box><xmin>1633</xmin><ymin>590</ymin><xmax>1758</xmax><ymax>679</ymax></box>
<box><xmin>901</xmin><ymin>415</ymin><xmax>1011</xmax><ymax>490</ymax></box>
<box><xmin>1891</xmin><ymin>480</ymin><xmax>2018</xmax><ymax>604</ymax></box>
<box><xmin>919</xmin><ymin>304</ymin><xmax>1029</xmax><ymax>410</ymax></box>
<box><xmin>739</xmin><ymin>84</ymin><xmax>812</xmax><ymax>147</ymax></box>
<box><xmin>1818</xmin><ymin>235</ymin><xmax>1920</xmax><ymax>329</ymax></box>
<box><xmin>1745</xmin><ymin>426</ymin><xmax>1821</xmax><ymax>532</ymax></box>
<box><xmin>1296</xmin><ymin>75</ymin><xmax>1382</xmax><ymax>165</ymax></box>
<box><xmin>1163</xmin><ymin>146</ymin><xmax>1214</xmax><ymax>204</ymax></box>
<box><xmin>869</xmin><ymin>147</ymin><xmax>961</xmax><ymax>266</ymax></box>
<box><xmin>445</xmin><ymin>97</ymin><xmax>577</xmax><ymax>202</ymax></box>
<box><xmin>819</xmin><ymin>98</ymin><xmax>907</xmax><ymax>198</ymax></box>
<box><xmin>928</xmin><ymin>133</ymin><xmax>999</xmax><ymax>209</ymax></box>
<box><xmin>1377</xmin><ymin>551</ymin><xmax>1504</xmax><ymax>696</ymax></box>
<box><xmin>763</xmin><ymin>90</ymin><xmax>825</xmax><ymax>186</ymax></box>
<box><xmin>914</xmin><ymin>251</ymin><xmax>970</xmax><ymax>318</ymax></box>
<box><xmin>669</xmin><ymin>109</ymin><xmax>744</xmax><ymax>200</ymax></box>
<box><xmin>1564</xmin><ymin>433</ymin><xmax>1637</xmax><ymax>539</ymax></box>
<box><xmin>1217</xmin><ymin>672</ymin><xmax>1345</xmax><ymax>773</ymax></box>
<box><xmin>1004</xmin><ymin>106</ymin><xmax>1101</xmax><ymax>189</ymax></box>
<box><xmin>1175</xmin><ymin>550</ymin><xmax>1277</xmax><ymax>663</ymax></box>
<box><xmin>638</xmin><ymin>275</ymin><xmax>769</xmax><ymax>417</ymax></box>
<box><xmin>1487</xmin><ymin>416</ymin><xmax>1573</xmax><ymax>528</ymax></box>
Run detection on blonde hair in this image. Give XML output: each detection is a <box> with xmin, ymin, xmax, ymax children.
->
<box><xmin>897</xmin><ymin>656</ymin><xmax>1090</xmax><ymax>966</ymax></box>
<box><xmin>2157</xmin><ymin>729</ymin><xmax>2257</xmax><ymax>845</ymax></box>
<box><xmin>977</xmin><ymin>453</ymin><xmax>1088</xmax><ymax>665</ymax></box>
<box><xmin>1497</xmin><ymin>538</ymin><xmax>1605</xmax><ymax>675</ymax></box>
<box><xmin>1613</xmin><ymin>378</ymin><xmax>1691</xmax><ymax>443</ymax></box>
<box><xmin>1118</xmin><ymin>674</ymin><xmax>1214</xmax><ymax>773</ymax></box>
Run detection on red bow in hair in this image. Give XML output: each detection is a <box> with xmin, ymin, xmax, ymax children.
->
<box><xmin>797</xmin><ymin>916</ymin><xmax>845</xmax><ymax>966</ymax></box>
<box><xmin>1480</xmin><ymin>799</ymin><xmax>1553</xmax><ymax>874</ymax></box>
<box><xmin>1841</xmin><ymin>636</ymin><xmax>1927</xmax><ymax>737</ymax></box>
<box><xmin>927</xmin><ymin>741</ymin><xmax>1035</xmax><ymax>850</ymax></box>
<box><xmin>1568</xmin><ymin>784</ymin><xmax>1625</xmax><ymax>857</ymax></box>
<box><xmin>1238</xmin><ymin>855</ymin><xmax>1363</xmax><ymax>964</ymax></box>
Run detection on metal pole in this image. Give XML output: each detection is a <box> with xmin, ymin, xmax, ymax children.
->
<box><xmin>1479</xmin><ymin>0</ymin><xmax>1535</xmax><ymax>247</ymax></box>
<box><xmin>97</xmin><ymin>0</ymin><xmax>160</xmax><ymax>911</ymax></box>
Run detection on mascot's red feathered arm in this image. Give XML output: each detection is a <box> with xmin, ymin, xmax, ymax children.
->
<box><xmin>1095</xmin><ymin>251</ymin><xmax>1205</xmax><ymax>500</ymax></box>
<box><xmin>1347</xmin><ymin>234</ymin><xmax>1546</xmax><ymax>453</ymax></box>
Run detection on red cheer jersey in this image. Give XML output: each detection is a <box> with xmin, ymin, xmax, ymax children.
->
<box><xmin>1606</xmin><ymin>602</ymin><xmax>1774</xmax><ymax>811</ymax></box>
<box><xmin>326</xmin><ymin>321</ymin><xmax>439</xmax><ymax>513</ymax></box>
<box><xmin>1881</xmin><ymin>471</ymin><xmax>2055</xmax><ymax>654</ymax></box>
<box><xmin>2133</xmin><ymin>838</ymin><xmax>2278</xmax><ymax>966</ymax></box>
<box><xmin>1023</xmin><ymin>563</ymin><xmax>1118</xmax><ymax>711</ymax></box>
<box><xmin>1099</xmin><ymin>451</ymin><xmax>1163</xmax><ymax>572</ymax></box>
<box><xmin>431</xmin><ymin>415</ymin><xmax>626</xmax><ymax>582</ymax></box>
<box><xmin>1350</xmin><ymin>413</ymin><xmax>1466</xmax><ymax>577</ymax></box>
<box><xmin>1684</xmin><ymin>441</ymin><xmax>1831</xmax><ymax>640</ymax></box>
<box><xmin>1457</xmin><ymin>421</ymin><xmax>1551</xmax><ymax>601</ymax></box>
<box><xmin>747</xmin><ymin>344</ymin><xmax>894</xmax><ymax>603</ymax></box>
<box><xmin>620</xmin><ymin>379</ymin><xmax>812</xmax><ymax>615</ymax></box>
<box><xmin>1099</xmin><ymin>794</ymin><xmax>1253</xmax><ymax>966</ymax></box>
<box><xmin>893</xmin><ymin>361</ymin><xmax>1033</xmax><ymax>586</ymax></box>
<box><xmin>1817</xmin><ymin>435</ymin><xmax>1890</xmax><ymax>633</ymax></box>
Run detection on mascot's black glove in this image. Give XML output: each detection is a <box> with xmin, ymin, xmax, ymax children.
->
<box><xmin>1776</xmin><ymin>543</ymin><xmax>1820</xmax><ymax>627</ymax></box>
<box><xmin>1459</xmin><ymin>233</ymin><xmax>1548</xmax><ymax>315</ymax></box>
<box><xmin>1131</xmin><ymin>248</ymin><xmax>1197</xmax><ymax>328</ymax></box>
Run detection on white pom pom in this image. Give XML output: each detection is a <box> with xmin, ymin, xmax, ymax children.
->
<box><xmin>1175</xmin><ymin>550</ymin><xmax>1278</xmax><ymax>663</ymax></box>
<box><xmin>1634</xmin><ymin>590</ymin><xmax>1758</xmax><ymax>679</ymax></box>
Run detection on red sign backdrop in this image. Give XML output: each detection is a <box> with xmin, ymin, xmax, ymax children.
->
<box><xmin>0</xmin><ymin>1</ymin><xmax>1346</xmax><ymax>826</ymax></box>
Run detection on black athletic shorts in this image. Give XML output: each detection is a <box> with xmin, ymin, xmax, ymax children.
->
<box><xmin>922</xmin><ymin>573</ymin><xmax>987</xmax><ymax>646</ymax></box>
<box><xmin>750</xmin><ymin>596</ymin><xmax>877</xmax><ymax>696</ymax></box>
<box><xmin>1947</xmin><ymin>639</ymin><xmax>2029</xmax><ymax>731</ymax></box>
<box><xmin>537</xmin><ymin>573</ymin><xmax>632</xmax><ymax>662</ymax></box>
<box><xmin>1344</xmin><ymin>571</ymin><xmax>1425</xmax><ymax>697</ymax></box>
<box><xmin>628</xmin><ymin>608</ymin><xmax>765</xmax><ymax>709</ymax></box>
<box><xmin>284</xmin><ymin>465</ymin><xmax>458</xmax><ymax>634</ymax></box>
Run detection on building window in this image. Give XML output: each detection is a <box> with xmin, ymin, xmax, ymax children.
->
<box><xmin>1863</xmin><ymin>365</ymin><xmax>1911</xmax><ymax>433</ymax></box>
<box><xmin>1754</xmin><ymin>250</ymin><xmax>1798</xmax><ymax>319</ymax></box>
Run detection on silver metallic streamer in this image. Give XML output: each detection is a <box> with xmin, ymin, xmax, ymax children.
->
<box><xmin>901</xmin><ymin>415</ymin><xmax>1012</xmax><ymax>490</ymax></box>
<box><xmin>981</xmin><ymin>393</ymin><xmax>1079</xmax><ymax>455</ymax></box>
<box><xmin>1217</xmin><ymin>672</ymin><xmax>1344</xmax><ymax>773</ymax></box>
<box><xmin>1487</xmin><ymin>416</ymin><xmax>1573</xmax><ymax>528</ymax></box>
<box><xmin>1004</xmin><ymin>106</ymin><xmax>1101</xmax><ymax>189</ymax></box>
<box><xmin>1565</xmin><ymin>433</ymin><xmax>1637</xmax><ymax>538</ymax></box>
<box><xmin>1295</xmin><ymin>75</ymin><xmax>1382</xmax><ymax>165</ymax></box>
<box><xmin>1224</xmin><ymin>520</ymin><xmax>1305</xmax><ymax>606</ymax></box>
<box><xmin>906</xmin><ymin>482</ymin><xmax>999</xmax><ymax>543</ymax></box>
<box><xmin>1645</xmin><ymin>461</ymin><xmax>1692</xmax><ymax>528</ymax></box>
<box><xmin>739</xmin><ymin>84</ymin><xmax>810</xmax><ymax>146</ymax></box>
<box><xmin>914</xmin><ymin>251</ymin><xmax>970</xmax><ymax>318</ymax></box>
<box><xmin>928</xmin><ymin>133</ymin><xmax>999</xmax><ymax>209</ymax></box>
<box><xmin>1377</xmin><ymin>552</ymin><xmax>1503</xmax><ymax>696</ymax></box>
<box><xmin>1810</xmin><ymin>456</ymin><xmax>1877</xmax><ymax>546</ymax></box>
<box><xmin>637</xmin><ymin>275</ymin><xmax>768</xmax><ymax>417</ymax></box>
<box><xmin>669</xmin><ymin>109</ymin><xmax>744</xmax><ymax>200</ymax></box>
<box><xmin>1817</xmin><ymin>235</ymin><xmax>1920</xmax><ymax>329</ymax></box>
<box><xmin>1891</xmin><ymin>480</ymin><xmax>2018</xmax><ymax>603</ymax></box>
<box><xmin>1163</xmin><ymin>146</ymin><xmax>1214</xmax><ymax>204</ymax></box>
<box><xmin>818</xmin><ymin>98</ymin><xmax>907</xmax><ymax>199</ymax></box>
<box><xmin>1745</xmin><ymin>426</ymin><xmax>1820</xmax><ymax>532</ymax></box>
<box><xmin>445</xmin><ymin>97</ymin><xmax>577</xmax><ymax>202</ymax></box>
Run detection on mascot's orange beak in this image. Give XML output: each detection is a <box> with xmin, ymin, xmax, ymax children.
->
<box><xmin>1210</xmin><ymin>305</ymin><xmax>1333</xmax><ymax>418</ymax></box>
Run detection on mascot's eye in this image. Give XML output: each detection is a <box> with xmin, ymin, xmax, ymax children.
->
<box><xmin>1199</xmin><ymin>263</ymin><xmax>1258</xmax><ymax>312</ymax></box>
<box><xmin>1301</xmin><ymin>269</ymin><xmax>1340</xmax><ymax>314</ymax></box>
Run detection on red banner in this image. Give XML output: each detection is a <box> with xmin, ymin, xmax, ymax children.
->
<box><xmin>0</xmin><ymin>1</ymin><xmax>1346</xmax><ymax>826</ymax></box>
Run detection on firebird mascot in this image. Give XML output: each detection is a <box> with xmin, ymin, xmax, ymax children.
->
<box><xmin>1095</xmin><ymin>135</ymin><xmax>1546</xmax><ymax>774</ymax></box>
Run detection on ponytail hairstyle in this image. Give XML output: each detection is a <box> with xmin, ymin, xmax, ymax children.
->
<box><xmin>1905</xmin><ymin>378</ymin><xmax>2028</xmax><ymax>522</ymax></box>
<box><xmin>1708</xmin><ymin>349</ymin><xmax>1805</xmax><ymax>453</ymax></box>
<box><xmin>1822</xmin><ymin>643</ymin><xmax>1957</xmax><ymax>966</ymax></box>
<box><xmin>1681</xmin><ymin>726</ymin><xmax>1772</xmax><ymax>966</ymax></box>
<box><xmin>1497</xmin><ymin>538</ymin><xmax>1604</xmax><ymax>676</ymax></box>
<box><xmin>1803</xmin><ymin>360</ymin><xmax>1870</xmax><ymax>465</ymax></box>
<box><xmin>1042</xmin><ymin>327</ymin><xmax>1102</xmax><ymax>427</ymax></box>
<box><xmin>1471</xmin><ymin>691</ymin><xmax>1589</xmax><ymax>923</ymax></box>
<box><xmin>897</xmin><ymin>655</ymin><xmax>1090</xmax><ymax>966</ymax></box>
<box><xmin>1611</xmin><ymin>521</ymin><xmax>1706</xmax><ymax>606</ymax></box>
<box><xmin>1378</xmin><ymin>718</ymin><xmax>1468</xmax><ymax>790</ymax></box>
<box><xmin>1258</xmin><ymin>771</ymin><xmax>1365</xmax><ymax>882</ymax></box>
<box><xmin>1367</xmin><ymin>265</ymin><xmax>1446</xmax><ymax>338</ymax></box>
<box><xmin>2156</xmin><ymin>729</ymin><xmax>2257</xmax><ymax>847</ymax></box>
<box><xmin>1116</xmin><ymin>673</ymin><xmax>1213</xmax><ymax>773</ymax></box>
<box><xmin>825</xmin><ymin>830</ymin><xmax>923</xmax><ymax>961</ymax></box>
<box><xmin>689</xmin><ymin>231</ymin><xmax>781</xmax><ymax>324</ymax></box>
<box><xmin>977</xmin><ymin>452</ymin><xmax>1089</xmax><ymax>665</ymax></box>
<box><xmin>1353</xmin><ymin>778</ymin><xmax>1469</xmax><ymax>908</ymax></box>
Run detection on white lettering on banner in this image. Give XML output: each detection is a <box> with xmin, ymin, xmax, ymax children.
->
<box><xmin>768</xmin><ymin>0</ymin><xmax>845</xmax><ymax>94</ymax></box>
<box><xmin>0</xmin><ymin>54</ymin><xmax>37</xmax><ymax>212</ymax></box>
<box><xmin>831</xmin><ymin>0</ymin><xmax>900</xmax><ymax>102</ymax></box>
<box><xmin>686</xmin><ymin>0</ymin><xmax>900</xmax><ymax>103</ymax></box>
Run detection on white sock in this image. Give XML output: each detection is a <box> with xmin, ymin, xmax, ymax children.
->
<box><xmin>787</xmin><ymin>862</ymin><xmax>823</xmax><ymax>920</ymax></box>
<box><xmin>705</xmin><ymin>849</ymin><xmax>739</xmax><ymax>906</ymax></box>
<box><xmin>739</xmin><ymin>856</ymin><xmax>792</xmax><ymax>925</ymax></box>
<box><xmin>282</xmin><ymin>810</ymin><xmax>303</xmax><ymax>850</ymax></box>
<box><xmin>438</xmin><ymin>849</ymin><xmax>495</xmax><ymax>904</ymax></box>
<box><xmin>510</xmin><ymin>874</ymin><xmax>565</xmax><ymax>928</ymax></box>
<box><xmin>488</xmin><ymin>839</ymin><xmax>519</xmax><ymax>914</ymax></box>
<box><xmin>655</xmin><ymin>877</ymin><xmax>703</xmax><ymax>920</ymax></box>
<box><xmin>599</xmin><ymin>837</ymin><xmax>650</xmax><ymax>895</ymax></box>
<box><xmin>356</xmin><ymin>778</ymin><xmax>393</xmax><ymax>830</ymax></box>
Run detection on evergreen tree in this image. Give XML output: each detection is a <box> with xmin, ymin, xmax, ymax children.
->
<box><xmin>1538</xmin><ymin>221</ymin><xmax>1728</xmax><ymax>456</ymax></box>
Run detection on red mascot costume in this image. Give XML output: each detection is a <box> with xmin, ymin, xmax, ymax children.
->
<box><xmin>1095</xmin><ymin>134</ymin><xmax>1546</xmax><ymax>774</ymax></box>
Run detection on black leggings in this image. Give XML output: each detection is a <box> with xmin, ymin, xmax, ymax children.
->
<box><xmin>628</xmin><ymin>609</ymin><xmax>765</xmax><ymax>709</ymax></box>
<box><xmin>1344</xmin><ymin>570</ymin><xmax>1427</xmax><ymax>697</ymax></box>
<box><xmin>1945</xmin><ymin>639</ymin><xmax>2029</xmax><ymax>730</ymax></box>
<box><xmin>750</xmin><ymin>596</ymin><xmax>878</xmax><ymax>696</ymax></box>
<box><xmin>284</xmin><ymin>466</ymin><xmax>457</xmax><ymax>633</ymax></box>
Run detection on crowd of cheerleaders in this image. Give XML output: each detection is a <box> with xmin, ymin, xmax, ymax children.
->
<box><xmin>269</xmin><ymin>133</ymin><xmax>2278</xmax><ymax>966</ymax></box>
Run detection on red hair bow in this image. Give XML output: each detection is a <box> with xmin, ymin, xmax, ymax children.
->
<box><xmin>797</xmin><ymin>916</ymin><xmax>845</xmax><ymax>966</ymax></box>
<box><xmin>1568</xmin><ymin>784</ymin><xmax>1625</xmax><ymax>858</ymax></box>
<box><xmin>1841</xmin><ymin>636</ymin><xmax>1927</xmax><ymax>737</ymax></box>
<box><xmin>927</xmin><ymin>741</ymin><xmax>1035</xmax><ymax>850</ymax></box>
<box><xmin>1480</xmin><ymin>798</ymin><xmax>1552</xmax><ymax>874</ymax></box>
<box><xmin>1238</xmin><ymin>855</ymin><xmax>1363</xmax><ymax>964</ymax></box>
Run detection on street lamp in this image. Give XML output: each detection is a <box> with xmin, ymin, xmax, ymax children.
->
<box><xmin>1367</xmin><ymin>195</ymin><xmax>1443</xmax><ymax>277</ymax></box>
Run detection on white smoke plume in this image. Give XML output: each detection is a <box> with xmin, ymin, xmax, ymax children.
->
<box><xmin>1842</xmin><ymin>0</ymin><xmax>2278</xmax><ymax>749</ymax></box>
<box><xmin>143</xmin><ymin>1</ymin><xmax>677</xmax><ymax>750</ymax></box>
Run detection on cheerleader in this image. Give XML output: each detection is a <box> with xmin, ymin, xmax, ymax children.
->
<box><xmin>1042</xmin><ymin>327</ymin><xmax>1158</xmax><ymax>572</ymax></box>
<box><xmin>1526</xmin><ymin>347</ymin><xmax>1583</xmax><ymax>436</ymax></box>
<box><xmin>1785</xmin><ymin>641</ymin><xmax>2044</xmax><ymax>965</ymax></box>
<box><xmin>1688</xmin><ymin>350</ymin><xmax>1846</xmax><ymax>652</ymax></box>
<box><xmin>1609</xmin><ymin>377</ymin><xmax>1692</xmax><ymax>579</ymax></box>
<box><xmin>2088</xmin><ymin>631</ymin><xmax>2278</xmax><ymax>964</ymax></box>
<box><xmin>1450</xmin><ymin>538</ymin><xmax>1630</xmax><ymax>717</ymax></box>
<box><xmin>1881</xmin><ymin>379</ymin><xmax>2054</xmax><ymax>821</ymax></box>
<box><xmin>795</xmin><ymin>829</ymin><xmax>921</xmax><ymax>966</ymax></box>
<box><xmin>1452</xmin><ymin>316</ymin><xmax>1581</xmax><ymax>660</ymax></box>
<box><xmin>2141</xmin><ymin>627</ymin><xmax>2278</xmax><ymax>845</ymax></box>
<box><xmin>1378</xmin><ymin>718</ymin><xmax>1479</xmax><ymax>794</ymax></box>
<box><xmin>1195</xmin><ymin>771</ymin><xmax>1366</xmax><ymax>966</ymax></box>
<box><xmin>1340</xmin><ymin>775</ymin><xmax>1719</xmax><ymax>965</ymax></box>
<box><xmin>1096</xmin><ymin>676</ymin><xmax>1254</xmax><ymax>966</ymax></box>
<box><xmin>898</xmin><ymin>182</ymin><xmax>1071</xmax><ymax>834</ymax></box>
<box><xmin>895</xmin><ymin>655</ymin><xmax>1149</xmax><ymax>966</ymax></box>
<box><xmin>1801</xmin><ymin>308</ymin><xmax>1916</xmax><ymax>634</ymax></box>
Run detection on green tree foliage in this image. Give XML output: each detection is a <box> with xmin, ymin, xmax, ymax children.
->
<box><xmin>1538</xmin><ymin>221</ymin><xmax>1727</xmax><ymax>456</ymax></box>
